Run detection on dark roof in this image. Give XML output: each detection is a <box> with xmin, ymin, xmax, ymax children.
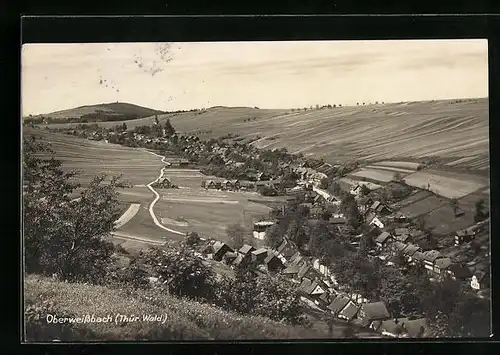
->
<box><xmin>239</xmin><ymin>244</ymin><xmax>255</xmax><ymax>255</ymax></box>
<box><xmin>328</xmin><ymin>296</ymin><xmax>350</xmax><ymax>314</ymax></box>
<box><xmin>404</xmin><ymin>318</ymin><xmax>429</xmax><ymax>338</ymax></box>
<box><xmin>213</xmin><ymin>241</ymin><xmax>232</xmax><ymax>255</ymax></box>
<box><xmin>448</xmin><ymin>264</ymin><xmax>473</xmax><ymax>279</ymax></box>
<box><xmin>402</xmin><ymin>244</ymin><xmax>420</xmax><ymax>256</ymax></box>
<box><xmin>300</xmin><ymin>279</ymin><xmax>323</xmax><ymax>295</ymax></box>
<box><xmin>339</xmin><ymin>302</ymin><xmax>360</xmax><ymax>321</ymax></box>
<box><xmin>361</xmin><ymin>302</ymin><xmax>391</xmax><ymax>321</ymax></box>
<box><xmin>277</xmin><ymin>239</ymin><xmax>298</xmax><ymax>258</ymax></box>
<box><xmin>380</xmin><ymin>319</ymin><xmax>405</xmax><ymax>335</ymax></box>
<box><xmin>370</xmin><ymin>201</ymin><xmax>381</xmax><ymax>210</ymax></box>
<box><xmin>376</xmin><ymin>232</ymin><xmax>391</xmax><ymax>244</ymax></box>
<box><xmin>319</xmin><ymin>292</ymin><xmax>331</xmax><ymax>303</ymax></box>
<box><xmin>264</xmin><ymin>252</ymin><xmax>283</xmax><ymax>266</ymax></box>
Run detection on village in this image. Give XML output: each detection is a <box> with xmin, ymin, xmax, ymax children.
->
<box><xmin>45</xmin><ymin>118</ymin><xmax>491</xmax><ymax>338</ymax></box>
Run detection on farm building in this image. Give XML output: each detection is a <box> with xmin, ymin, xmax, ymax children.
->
<box><xmin>375</xmin><ymin>232</ymin><xmax>392</xmax><ymax>248</ymax></box>
<box><xmin>433</xmin><ymin>257</ymin><xmax>452</xmax><ymax>275</ymax></box>
<box><xmin>253</xmin><ymin>221</ymin><xmax>275</xmax><ymax>240</ymax></box>
<box><xmin>264</xmin><ymin>252</ymin><xmax>285</xmax><ymax>273</ymax></box>
<box><xmin>297</xmin><ymin>263</ymin><xmax>322</xmax><ymax>281</ymax></box>
<box><xmin>299</xmin><ymin>279</ymin><xmax>326</xmax><ymax>303</ymax></box>
<box><xmin>391</xmin><ymin>241</ymin><xmax>409</xmax><ymax>256</ymax></box>
<box><xmin>471</xmin><ymin>269</ymin><xmax>490</xmax><ymax>291</ymax></box>
<box><xmin>212</xmin><ymin>241</ymin><xmax>233</xmax><ymax>261</ymax></box>
<box><xmin>232</xmin><ymin>253</ymin><xmax>250</xmax><ymax>268</ymax></box>
<box><xmin>251</xmin><ymin>248</ymin><xmax>269</xmax><ymax>264</ymax></box>
<box><xmin>328</xmin><ymin>295</ymin><xmax>351</xmax><ymax>316</ymax></box>
<box><xmin>358</xmin><ymin>302</ymin><xmax>391</xmax><ymax>328</ymax></box>
<box><xmin>369</xmin><ymin>201</ymin><xmax>392</xmax><ymax>216</ymax></box>
<box><xmin>411</xmin><ymin>251</ymin><xmax>426</xmax><ymax>265</ymax></box>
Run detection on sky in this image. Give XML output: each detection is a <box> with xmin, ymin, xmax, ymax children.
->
<box><xmin>21</xmin><ymin>39</ymin><xmax>488</xmax><ymax>115</ymax></box>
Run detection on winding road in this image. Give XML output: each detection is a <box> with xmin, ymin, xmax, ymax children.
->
<box><xmin>111</xmin><ymin>149</ymin><xmax>187</xmax><ymax>245</ymax></box>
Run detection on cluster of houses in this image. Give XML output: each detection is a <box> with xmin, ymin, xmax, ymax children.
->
<box><xmin>360</xmin><ymin>196</ymin><xmax>491</xmax><ymax>293</ymax></box>
<box><xmin>201</xmin><ymin>178</ymin><xmax>280</xmax><ymax>192</ymax></box>
<box><xmin>201</xmin><ymin>236</ymin><xmax>429</xmax><ymax>338</ymax></box>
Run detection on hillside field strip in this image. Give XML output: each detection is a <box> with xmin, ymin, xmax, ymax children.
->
<box><xmin>402</xmin><ymin>170</ymin><xmax>488</xmax><ymax>199</ymax></box>
<box><xmin>43</xmin><ymin>99</ymin><xmax>489</xmax><ymax>169</ymax></box>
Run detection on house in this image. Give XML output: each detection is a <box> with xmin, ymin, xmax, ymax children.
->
<box><xmin>392</xmin><ymin>241</ymin><xmax>408</xmax><ymax>256</ymax></box>
<box><xmin>471</xmin><ymin>270</ymin><xmax>490</xmax><ymax>291</ymax></box>
<box><xmin>337</xmin><ymin>300</ymin><xmax>360</xmax><ymax>322</ymax></box>
<box><xmin>251</xmin><ymin>248</ymin><xmax>269</xmax><ymax>264</ymax></box>
<box><xmin>231</xmin><ymin>179</ymin><xmax>240</xmax><ymax>190</ymax></box>
<box><xmin>253</xmin><ymin>221</ymin><xmax>275</xmax><ymax>240</ymax></box>
<box><xmin>455</xmin><ymin>229</ymin><xmax>475</xmax><ymax>246</ymax></box>
<box><xmin>288</xmin><ymin>251</ymin><xmax>307</xmax><ymax>268</ymax></box>
<box><xmin>312</xmin><ymin>258</ymin><xmax>332</xmax><ymax>278</ymax></box>
<box><xmin>403</xmin><ymin>318</ymin><xmax>429</xmax><ymax>338</ymax></box>
<box><xmin>411</xmin><ymin>251</ymin><xmax>426</xmax><ymax>264</ymax></box>
<box><xmin>368</xmin><ymin>216</ymin><xmax>384</xmax><ymax>229</ymax></box>
<box><xmin>297</xmin><ymin>263</ymin><xmax>322</xmax><ymax>281</ymax></box>
<box><xmin>375</xmin><ymin>232</ymin><xmax>392</xmax><ymax>248</ymax></box>
<box><xmin>402</xmin><ymin>244</ymin><xmax>421</xmax><ymax>262</ymax></box>
<box><xmin>378</xmin><ymin>318</ymin><xmax>408</xmax><ymax>337</ymax></box>
<box><xmin>239</xmin><ymin>244</ymin><xmax>256</xmax><ymax>256</ymax></box>
<box><xmin>317</xmin><ymin>292</ymin><xmax>332</xmax><ymax>309</ymax></box>
<box><xmin>433</xmin><ymin>257</ymin><xmax>452</xmax><ymax>275</ymax></box>
<box><xmin>264</xmin><ymin>252</ymin><xmax>285</xmax><ymax>273</ymax></box>
<box><xmin>394</xmin><ymin>233</ymin><xmax>410</xmax><ymax>243</ymax></box>
<box><xmin>369</xmin><ymin>201</ymin><xmax>392</xmax><ymax>216</ymax></box>
<box><xmin>446</xmin><ymin>263</ymin><xmax>473</xmax><ymax>281</ymax></box>
<box><xmin>276</xmin><ymin>238</ymin><xmax>298</xmax><ymax>263</ymax></box>
<box><xmin>214</xmin><ymin>181</ymin><xmax>223</xmax><ymax>190</ymax></box>
<box><xmin>212</xmin><ymin>241</ymin><xmax>233</xmax><ymax>261</ymax></box>
<box><xmin>232</xmin><ymin>253</ymin><xmax>250</xmax><ymax>268</ymax></box>
<box><xmin>327</xmin><ymin>295</ymin><xmax>351</xmax><ymax>316</ymax></box>
<box><xmin>202</xmin><ymin>180</ymin><xmax>216</xmax><ymax>189</ymax></box>
<box><xmin>422</xmin><ymin>250</ymin><xmax>441</xmax><ymax>272</ymax></box>
<box><xmin>350</xmin><ymin>184</ymin><xmax>363</xmax><ymax>196</ymax></box>
<box><xmin>299</xmin><ymin>278</ymin><xmax>326</xmax><ymax>301</ymax></box>
<box><xmin>282</xmin><ymin>265</ymin><xmax>300</xmax><ymax>279</ymax></box>
<box><xmin>222</xmin><ymin>180</ymin><xmax>233</xmax><ymax>190</ymax></box>
<box><xmin>358</xmin><ymin>302</ymin><xmax>391</xmax><ymax>328</ymax></box>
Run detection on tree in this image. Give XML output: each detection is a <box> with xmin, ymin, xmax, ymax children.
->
<box><xmin>226</xmin><ymin>224</ymin><xmax>246</xmax><ymax>250</ymax></box>
<box><xmin>141</xmin><ymin>243</ymin><xmax>217</xmax><ymax>301</ymax></box>
<box><xmin>287</xmin><ymin>219</ymin><xmax>309</xmax><ymax>248</ymax></box>
<box><xmin>450</xmin><ymin>198</ymin><xmax>459</xmax><ymax>217</ymax></box>
<box><xmin>393</xmin><ymin>172</ymin><xmax>402</xmax><ymax>182</ymax></box>
<box><xmin>474</xmin><ymin>199</ymin><xmax>488</xmax><ymax>222</ymax></box>
<box><xmin>23</xmin><ymin>136</ymin><xmax>128</xmax><ymax>284</ymax></box>
<box><xmin>164</xmin><ymin>118</ymin><xmax>176</xmax><ymax>136</ymax></box>
<box><xmin>265</xmin><ymin>223</ymin><xmax>284</xmax><ymax>249</ymax></box>
<box><xmin>319</xmin><ymin>177</ymin><xmax>330</xmax><ymax>190</ymax></box>
<box><xmin>122</xmin><ymin>122</ymin><xmax>128</xmax><ymax>131</ymax></box>
<box><xmin>360</xmin><ymin>184</ymin><xmax>371</xmax><ymax>197</ymax></box>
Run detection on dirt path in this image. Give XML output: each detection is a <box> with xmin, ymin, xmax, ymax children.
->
<box><xmin>111</xmin><ymin>230</ymin><xmax>166</xmax><ymax>245</ymax></box>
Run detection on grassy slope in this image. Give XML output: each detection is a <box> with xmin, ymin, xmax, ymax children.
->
<box><xmin>24</xmin><ymin>274</ymin><xmax>337</xmax><ymax>341</ymax></box>
<box><xmin>43</xmin><ymin>99</ymin><xmax>489</xmax><ymax>169</ymax></box>
<box><xmin>25</xmin><ymin>102</ymin><xmax>165</xmax><ymax>121</ymax></box>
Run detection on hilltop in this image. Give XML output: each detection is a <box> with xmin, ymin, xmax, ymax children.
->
<box><xmin>41</xmin><ymin>98</ymin><xmax>489</xmax><ymax>171</ymax></box>
<box><xmin>25</xmin><ymin>274</ymin><xmax>340</xmax><ymax>341</ymax></box>
<box><xmin>23</xmin><ymin>102</ymin><xmax>165</xmax><ymax>123</ymax></box>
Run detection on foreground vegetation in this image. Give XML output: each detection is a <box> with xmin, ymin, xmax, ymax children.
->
<box><xmin>25</xmin><ymin>274</ymin><xmax>330</xmax><ymax>341</ymax></box>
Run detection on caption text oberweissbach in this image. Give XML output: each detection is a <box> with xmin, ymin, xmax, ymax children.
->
<box><xmin>46</xmin><ymin>314</ymin><xmax>168</xmax><ymax>325</ymax></box>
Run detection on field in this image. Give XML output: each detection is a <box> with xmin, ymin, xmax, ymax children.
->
<box><xmin>349</xmin><ymin>168</ymin><xmax>403</xmax><ymax>183</ymax></box>
<box><xmin>43</xmin><ymin>98</ymin><xmax>489</xmax><ymax>170</ymax></box>
<box><xmin>398</xmin><ymin>194</ymin><xmax>448</xmax><ymax>220</ymax></box>
<box><xmin>155</xmin><ymin>168</ymin><xmax>288</xmax><ymax>243</ymax></box>
<box><xmin>402</xmin><ymin>169</ymin><xmax>488</xmax><ymax>199</ymax></box>
<box><xmin>337</xmin><ymin>177</ymin><xmax>382</xmax><ymax>192</ymax></box>
<box><xmin>24</xmin><ymin>128</ymin><xmax>164</xmax><ymax>186</ymax></box>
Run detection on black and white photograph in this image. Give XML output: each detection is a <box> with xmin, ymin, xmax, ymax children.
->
<box><xmin>22</xmin><ymin>39</ymin><xmax>491</xmax><ymax>341</ymax></box>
